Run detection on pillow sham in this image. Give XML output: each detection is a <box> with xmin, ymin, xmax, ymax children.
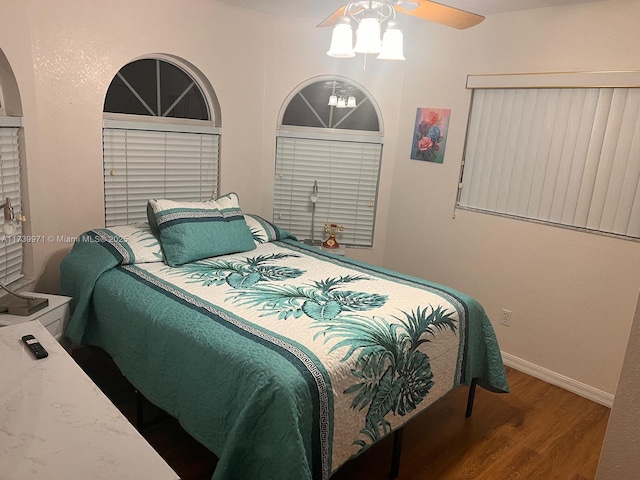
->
<box><xmin>244</xmin><ymin>214</ymin><xmax>297</xmax><ymax>245</ymax></box>
<box><xmin>83</xmin><ymin>222</ymin><xmax>164</xmax><ymax>265</ymax></box>
<box><xmin>147</xmin><ymin>193</ymin><xmax>256</xmax><ymax>266</ymax></box>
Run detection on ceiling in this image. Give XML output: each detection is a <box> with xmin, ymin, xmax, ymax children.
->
<box><xmin>214</xmin><ymin>0</ymin><xmax>605</xmax><ymax>18</ymax></box>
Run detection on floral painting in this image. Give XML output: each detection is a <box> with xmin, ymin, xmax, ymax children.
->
<box><xmin>410</xmin><ymin>108</ymin><xmax>451</xmax><ymax>163</ymax></box>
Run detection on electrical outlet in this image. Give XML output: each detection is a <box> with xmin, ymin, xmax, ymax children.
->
<box><xmin>500</xmin><ymin>309</ymin><xmax>512</xmax><ymax>326</ymax></box>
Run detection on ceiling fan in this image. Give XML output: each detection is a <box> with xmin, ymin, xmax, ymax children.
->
<box><xmin>317</xmin><ymin>0</ymin><xmax>484</xmax><ymax>30</ymax></box>
<box><xmin>320</xmin><ymin>1</ymin><xmax>483</xmax><ymax>60</ymax></box>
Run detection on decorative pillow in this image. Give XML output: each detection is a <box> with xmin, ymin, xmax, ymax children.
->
<box><xmin>147</xmin><ymin>193</ymin><xmax>256</xmax><ymax>266</ymax></box>
<box><xmin>86</xmin><ymin>222</ymin><xmax>164</xmax><ymax>265</ymax></box>
<box><xmin>244</xmin><ymin>214</ymin><xmax>298</xmax><ymax>245</ymax></box>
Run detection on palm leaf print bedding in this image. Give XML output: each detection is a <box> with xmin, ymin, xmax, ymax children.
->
<box><xmin>61</xmin><ymin>227</ymin><xmax>508</xmax><ymax>480</ymax></box>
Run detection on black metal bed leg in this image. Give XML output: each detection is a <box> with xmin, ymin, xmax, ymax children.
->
<box><xmin>390</xmin><ymin>427</ymin><xmax>404</xmax><ymax>479</ymax></box>
<box><xmin>135</xmin><ymin>388</ymin><xmax>144</xmax><ymax>432</ymax></box>
<box><xmin>465</xmin><ymin>378</ymin><xmax>478</xmax><ymax>418</ymax></box>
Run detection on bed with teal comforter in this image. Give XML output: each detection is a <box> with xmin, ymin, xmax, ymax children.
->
<box><xmin>60</xmin><ymin>216</ymin><xmax>508</xmax><ymax>480</ymax></box>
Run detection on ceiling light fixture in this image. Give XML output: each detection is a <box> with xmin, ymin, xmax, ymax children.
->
<box><xmin>326</xmin><ymin>1</ymin><xmax>405</xmax><ymax>61</ymax></box>
<box><xmin>328</xmin><ymin>94</ymin><xmax>357</xmax><ymax>108</ymax></box>
<box><xmin>328</xmin><ymin>87</ymin><xmax>358</xmax><ymax>109</ymax></box>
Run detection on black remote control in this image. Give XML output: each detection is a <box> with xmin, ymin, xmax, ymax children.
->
<box><xmin>21</xmin><ymin>334</ymin><xmax>48</xmax><ymax>359</ymax></box>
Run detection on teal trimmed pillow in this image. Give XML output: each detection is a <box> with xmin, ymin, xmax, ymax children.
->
<box><xmin>89</xmin><ymin>222</ymin><xmax>164</xmax><ymax>265</ymax></box>
<box><xmin>244</xmin><ymin>214</ymin><xmax>297</xmax><ymax>245</ymax></box>
<box><xmin>147</xmin><ymin>193</ymin><xmax>256</xmax><ymax>266</ymax></box>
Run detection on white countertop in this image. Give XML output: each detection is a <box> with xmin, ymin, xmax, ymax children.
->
<box><xmin>0</xmin><ymin>321</ymin><xmax>180</xmax><ymax>480</ymax></box>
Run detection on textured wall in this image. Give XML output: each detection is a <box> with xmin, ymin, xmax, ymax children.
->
<box><xmin>0</xmin><ymin>0</ymin><xmax>639</xmax><ymax>400</ymax></box>
<box><xmin>0</xmin><ymin>0</ymin><xmax>269</xmax><ymax>291</ymax></box>
<box><xmin>384</xmin><ymin>0</ymin><xmax>640</xmax><ymax>397</ymax></box>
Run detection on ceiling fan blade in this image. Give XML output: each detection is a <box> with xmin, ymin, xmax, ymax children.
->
<box><xmin>316</xmin><ymin>4</ymin><xmax>367</xmax><ymax>27</ymax></box>
<box><xmin>316</xmin><ymin>6</ymin><xmax>348</xmax><ymax>27</ymax></box>
<box><xmin>395</xmin><ymin>1</ymin><xmax>484</xmax><ymax>30</ymax></box>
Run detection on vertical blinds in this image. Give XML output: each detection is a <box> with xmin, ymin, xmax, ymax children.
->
<box><xmin>103</xmin><ymin>127</ymin><xmax>219</xmax><ymax>226</ymax></box>
<box><xmin>274</xmin><ymin>136</ymin><xmax>381</xmax><ymax>246</ymax></box>
<box><xmin>0</xmin><ymin>127</ymin><xmax>23</xmax><ymax>283</ymax></box>
<box><xmin>459</xmin><ymin>87</ymin><xmax>640</xmax><ymax>239</ymax></box>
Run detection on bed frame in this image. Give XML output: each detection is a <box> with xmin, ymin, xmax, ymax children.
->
<box><xmin>62</xmin><ymin>219</ymin><xmax>507</xmax><ymax>480</ymax></box>
<box><xmin>135</xmin><ymin>379</ymin><xmax>479</xmax><ymax>478</ymax></box>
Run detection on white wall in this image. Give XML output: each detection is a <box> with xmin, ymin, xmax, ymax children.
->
<box><xmin>0</xmin><ymin>0</ymin><xmax>404</xmax><ymax>286</ymax></box>
<box><xmin>1</xmin><ymin>0</ymin><xmax>639</xmax><ymax>400</ymax></box>
<box><xmin>259</xmin><ymin>14</ymin><xmax>405</xmax><ymax>265</ymax></box>
<box><xmin>0</xmin><ymin>0</ymin><xmax>270</xmax><ymax>292</ymax></box>
<box><xmin>384</xmin><ymin>0</ymin><xmax>640</xmax><ymax>399</ymax></box>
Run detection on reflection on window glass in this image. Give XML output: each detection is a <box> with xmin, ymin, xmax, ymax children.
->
<box><xmin>120</xmin><ymin>59</ymin><xmax>156</xmax><ymax>113</ymax></box>
<box><xmin>104</xmin><ymin>59</ymin><xmax>209</xmax><ymax>120</ymax></box>
<box><xmin>282</xmin><ymin>80</ymin><xmax>378</xmax><ymax>131</ymax></box>
<box><xmin>104</xmin><ymin>75</ymin><xmax>153</xmax><ymax>116</ymax></box>
<box><xmin>159</xmin><ymin>61</ymin><xmax>208</xmax><ymax>119</ymax></box>
<box><xmin>275</xmin><ymin>77</ymin><xmax>382</xmax><ymax>247</ymax></box>
<box><xmin>283</xmin><ymin>95</ymin><xmax>327</xmax><ymax>128</ymax></box>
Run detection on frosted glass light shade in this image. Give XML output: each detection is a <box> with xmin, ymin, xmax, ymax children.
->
<box><xmin>337</xmin><ymin>97</ymin><xmax>347</xmax><ymax>108</ymax></box>
<box><xmin>328</xmin><ymin>94</ymin><xmax>338</xmax><ymax>106</ymax></box>
<box><xmin>353</xmin><ymin>17</ymin><xmax>381</xmax><ymax>54</ymax></box>
<box><xmin>327</xmin><ymin>22</ymin><xmax>355</xmax><ymax>58</ymax></box>
<box><xmin>2</xmin><ymin>220</ymin><xmax>16</xmax><ymax>236</ymax></box>
<box><xmin>347</xmin><ymin>96</ymin><xmax>357</xmax><ymax>108</ymax></box>
<box><xmin>377</xmin><ymin>25</ymin><xmax>405</xmax><ymax>60</ymax></box>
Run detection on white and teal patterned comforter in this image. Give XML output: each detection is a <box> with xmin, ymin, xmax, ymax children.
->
<box><xmin>61</xmin><ymin>220</ymin><xmax>508</xmax><ymax>480</ymax></box>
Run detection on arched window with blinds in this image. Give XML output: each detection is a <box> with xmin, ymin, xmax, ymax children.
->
<box><xmin>274</xmin><ymin>76</ymin><xmax>383</xmax><ymax>247</ymax></box>
<box><xmin>0</xmin><ymin>48</ymin><xmax>24</xmax><ymax>284</ymax></box>
<box><xmin>103</xmin><ymin>56</ymin><xmax>221</xmax><ymax>226</ymax></box>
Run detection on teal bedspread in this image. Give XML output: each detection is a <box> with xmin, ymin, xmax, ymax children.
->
<box><xmin>61</xmin><ymin>223</ymin><xmax>508</xmax><ymax>480</ymax></box>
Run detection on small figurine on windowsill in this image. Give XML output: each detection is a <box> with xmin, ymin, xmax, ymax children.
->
<box><xmin>322</xmin><ymin>223</ymin><xmax>344</xmax><ymax>249</ymax></box>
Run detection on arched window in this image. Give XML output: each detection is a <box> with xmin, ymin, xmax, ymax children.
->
<box><xmin>274</xmin><ymin>76</ymin><xmax>383</xmax><ymax>247</ymax></box>
<box><xmin>103</xmin><ymin>56</ymin><xmax>220</xmax><ymax>226</ymax></box>
<box><xmin>0</xmin><ymin>48</ymin><xmax>24</xmax><ymax>284</ymax></box>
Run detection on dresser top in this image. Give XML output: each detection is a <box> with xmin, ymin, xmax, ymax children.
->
<box><xmin>0</xmin><ymin>321</ymin><xmax>180</xmax><ymax>480</ymax></box>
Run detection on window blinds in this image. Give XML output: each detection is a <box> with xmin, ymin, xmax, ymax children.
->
<box><xmin>274</xmin><ymin>136</ymin><xmax>381</xmax><ymax>246</ymax></box>
<box><xmin>459</xmin><ymin>87</ymin><xmax>640</xmax><ymax>239</ymax></box>
<box><xmin>0</xmin><ymin>127</ymin><xmax>23</xmax><ymax>283</ymax></box>
<box><xmin>103</xmin><ymin>127</ymin><xmax>219</xmax><ymax>226</ymax></box>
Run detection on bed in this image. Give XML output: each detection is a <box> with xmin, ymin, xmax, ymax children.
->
<box><xmin>60</xmin><ymin>195</ymin><xmax>508</xmax><ymax>480</ymax></box>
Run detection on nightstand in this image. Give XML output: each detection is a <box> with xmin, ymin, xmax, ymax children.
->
<box><xmin>320</xmin><ymin>245</ymin><xmax>346</xmax><ymax>256</ymax></box>
<box><xmin>0</xmin><ymin>292</ymin><xmax>71</xmax><ymax>343</ymax></box>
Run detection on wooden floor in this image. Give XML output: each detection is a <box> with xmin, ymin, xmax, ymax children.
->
<box><xmin>73</xmin><ymin>346</ymin><xmax>610</xmax><ymax>480</ymax></box>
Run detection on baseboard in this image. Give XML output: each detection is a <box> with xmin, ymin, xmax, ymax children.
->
<box><xmin>501</xmin><ymin>351</ymin><xmax>614</xmax><ymax>408</ymax></box>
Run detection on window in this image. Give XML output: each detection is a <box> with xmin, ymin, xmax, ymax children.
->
<box><xmin>0</xmin><ymin>122</ymin><xmax>23</xmax><ymax>283</ymax></box>
<box><xmin>274</xmin><ymin>77</ymin><xmax>383</xmax><ymax>247</ymax></box>
<box><xmin>458</xmin><ymin>72</ymin><xmax>640</xmax><ymax>240</ymax></box>
<box><xmin>103</xmin><ymin>57</ymin><xmax>220</xmax><ymax>226</ymax></box>
<box><xmin>0</xmin><ymin>48</ymin><xmax>23</xmax><ymax>284</ymax></box>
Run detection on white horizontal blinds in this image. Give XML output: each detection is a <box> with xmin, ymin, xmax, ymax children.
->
<box><xmin>460</xmin><ymin>87</ymin><xmax>640</xmax><ymax>239</ymax></box>
<box><xmin>103</xmin><ymin>128</ymin><xmax>219</xmax><ymax>226</ymax></box>
<box><xmin>0</xmin><ymin>127</ymin><xmax>23</xmax><ymax>283</ymax></box>
<box><xmin>274</xmin><ymin>136</ymin><xmax>381</xmax><ymax>246</ymax></box>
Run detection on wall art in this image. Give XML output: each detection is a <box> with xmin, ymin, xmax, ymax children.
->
<box><xmin>410</xmin><ymin>107</ymin><xmax>451</xmax><ymax>163</ymax></box>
